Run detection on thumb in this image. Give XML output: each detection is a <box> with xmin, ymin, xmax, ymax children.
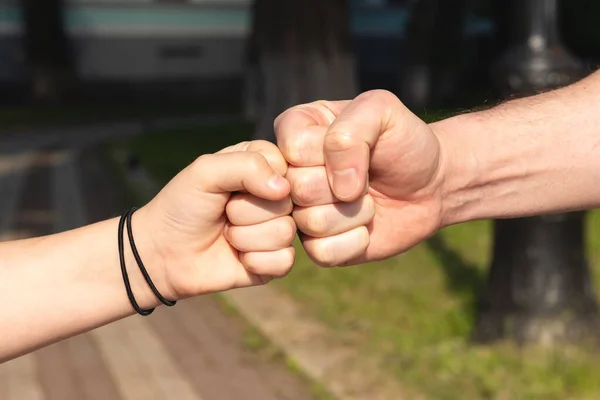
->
<box><xmin>191</xmin><ymin>151</ymin><xmax>290</xmax><ymax>201</ymax></box>
<box><xmin>323</xmin><ymin>90</ymin><xmax>406</xmax><ymax>201</ymax></box>
<box><xmin>218</xmin><ymin>140</ymin><xmax>289</xmax><ymax>177</ymax></box>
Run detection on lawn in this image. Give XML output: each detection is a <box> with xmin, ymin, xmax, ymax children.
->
<box><xmin>119</xmin><ymin>120</ymin><xmax>600</xmax><ymax>400</ymax></box>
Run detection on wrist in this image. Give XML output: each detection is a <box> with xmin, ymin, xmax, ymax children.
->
<box><xmin>430</xmin><ymin>112</ymin><xmax>485</xmax><ymax>228</ymax></box>
<box><xmin>120</xmin><ymin>207</ymin><xmax>178</xmax><ymax>309</ymax></box>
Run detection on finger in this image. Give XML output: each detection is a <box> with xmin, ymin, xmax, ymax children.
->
<box><xmin>287</xmin><ymin>166</ymin><xmax>338</xmax><ymax>207</ymax></box>
<box><xmin>287</xmin><ymin>166</ymin><xmax>370</xmax><ymax>207</ymax></box>
<box><xmin>218</xmin><ymin>139</ymin><xmax>289</xmax><ymax>176</ymax></box>
<box><xmin>191</xmin><ymin>151</ymin><xmax>289</xmax><ymax>201</ymax></box>
<box><xmin>245</xmin><ymin>140</ymin><xmax>289</xmax><ymax>177</ymax></box>
<box><xmin>226</xmin><ymin>193</ymin><xmax>293</xmax><ymax>226</ymax></box>
<box><xmin>275</xmin><ymin>101</ymin><xmax>350</xmax><ymax>167</ymax></box>
<box><xmin>240</xmin><ymin>247</ymin><xmax>296</xmax><ymax>278</ymax></box>
<box><xmin>277</xmin><ymin>125</ymin><xmax>328</xmax><ymax>167</ymax></box>
<box><xmin>217</xmin><ymin>141</ymin><xmax>250</xmax><ymax>154</ymax></box>
<box><xmin>301</xmin><ymin>226</ymin><xmax>370</xmax><ymax>267</ymax></box>
<box><xmin>324</xmin><ymin>90</ymin><xmax>408</xmax><ymax>201</ymax></box>
<box><xmin>224</xmin><ymin>216</ymin><xmax>297</xmax><ymax>252</ymax></box>
<box><xmin>293</xmin><ymin>194</ymin><xmax>375</xmax><ymax>238</ymax></box>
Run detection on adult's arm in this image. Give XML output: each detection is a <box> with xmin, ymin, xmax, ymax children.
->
<box><xmin>274</xmin><ymin>70</ymin><xmax>600</xmax><ymax>266</ymax></box>
<box><xmin>434</xmin><ymin>70</ymin><xmax>600</xmax><ymax>226</ymax></box>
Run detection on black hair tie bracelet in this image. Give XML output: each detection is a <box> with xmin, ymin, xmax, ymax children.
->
<box><xmin>118</xmin><ymin>207</ymin><xmax>177</xmax><ymax>316</ymax></box>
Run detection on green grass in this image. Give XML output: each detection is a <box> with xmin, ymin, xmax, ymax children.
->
<box><xmin>119</xmin><ymin>118</ymin><xmax>600</xmax><ymax>400</ymax></box>
<box><xmin>130</xmin><ymin>122</ymin><xmax>254</xmax><ymax>183</ymax></box>
<box><xmin>218</xmin><ymin>295</ymin><xmax>336</xmax><ymax>400</ymax></box>
<box><xmin>278</xmin><ymin>218</ymin><xmax>600</xmax><ymax>400</ymax></box>
<box><xmin>215</xmin><ymin>294</ymin><xmax>335</xmax><ymax>400</ymax></box>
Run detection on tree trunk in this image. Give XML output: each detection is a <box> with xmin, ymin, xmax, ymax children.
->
<box><xmin>246</xmin><ymin>0</ymin><xmax>358</xmax><ymax>141</ymax></box>
<box><xmin>474</xmin><ymin>214</ymin><xmax>600</xmax><ymax>345</ymax></box>
<box><xmin>243</xmin><ymin>0</ymin><xmax>262</xmax><ymax>122</ymax></box>
<box><xmin>399</xmin><ymin>0</ymin><xmax>466</xmax><ymax>111</ymax></box>
<box><xmin>21</xmin><ymin>0</ymin><xmax>74</xmax><ymax>103</ymax></box>
<box><xmin>473</xmin><ymin>0</ymin><xmax>600</xmax><ymax>346</ymax></box>
<box><xmin>491</xmin><ymin>0</ymin><xmax>513</xmax><ymax>58</ymax></box>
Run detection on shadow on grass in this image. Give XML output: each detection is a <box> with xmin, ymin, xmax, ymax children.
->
<box><xmin>426</xmin><ymin>233</ymin><xmax>485</xmax><ymax>314</ymax></box>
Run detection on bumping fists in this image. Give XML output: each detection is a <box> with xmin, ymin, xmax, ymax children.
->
<box><xmin>141</xmin><ymin>89</ymin><xmax>449</xmax><ymax>302</ymax></box>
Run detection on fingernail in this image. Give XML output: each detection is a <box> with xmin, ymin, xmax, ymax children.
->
<box><xmin>331</xmin><ymin>168</ymin><xmax>360</xmax><ymax>199</ymax></box>
<box><xmin>268</xmin><ymin>174</ymin><xmax>287</xmax><ymax>191</ymax></box>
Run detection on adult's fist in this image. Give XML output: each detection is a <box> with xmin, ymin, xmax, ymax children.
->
<box><xmin>275</xmin><ymin>90</ymin><xmax>447</xmax><ymax>266</ymax></box>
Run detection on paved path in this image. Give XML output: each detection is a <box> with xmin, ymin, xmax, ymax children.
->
<box><xmin>0</xmin><ymin>131</ymin><xmax>315</xmax><ymax>400</ymax></box>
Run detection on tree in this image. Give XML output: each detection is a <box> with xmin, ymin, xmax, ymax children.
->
<box><xmin>399</xmin><ymin>0</ymin><xmax>467</xmax><ymax>111</ymax></box>
<box><xmin>561</xmin><ymin>0</ymin><xmax>600</xmax><ymax>64</ymax></box>
<box><xmin>20</xmin><ymin>0</ymin><xmax>75</xmax><ymax>103</ymax></box>
<box><xmin>473</xmin><ymin>0</ymin><xmax>600</xmax><ymax>346</ymax></box>
<box><xmin>244</xmin><ymin>0</ymin><xmax>358</xmax><ymax>141</ymax></box>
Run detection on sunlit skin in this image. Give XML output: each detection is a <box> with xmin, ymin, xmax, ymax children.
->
<box><xmin>3</xmin><ymin>68</ymin><xmax>600</xmax><ymax>363</ymax></box>
<box><xmin>0</xmin><ymin>141</ymin><xmax>295</xmax><ymax>362</ymax></box>
<box><xmin>275</xmin><ymin>71</ymin><xmax>600</xmax><ymax>267</ymax></box>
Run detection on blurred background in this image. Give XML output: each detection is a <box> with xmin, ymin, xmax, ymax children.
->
<box><xmin>3</xmin><ymin>0</ymin><xmax>600</xmax><ymax>399</ymax></box>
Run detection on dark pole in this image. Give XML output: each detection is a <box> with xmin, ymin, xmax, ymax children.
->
<box><xmin>400</xmin><ymin>0</ymin><xmax>467</xmax><ymax>111</ymax></box>
<box><xmin>492</xmin><ymin>0</ymin><xmax>582</xmax><ymax>95</ymax></box>
<box><xmin>472</xmin><ymin>0</ymin><xmax>600</xmax><ymax>346</ymax></box>
<box><xmin>21</xmin><ymin>0</ymin><xmax>74</xmax><ymax>103</ymax></box>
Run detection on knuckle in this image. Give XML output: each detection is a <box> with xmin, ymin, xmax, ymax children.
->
<box><xmin>273</xmin><ymin>267</ymin><xmax>292</xmax><ymax>278</ymax></box>
<box><xmin>281</xmin><ymin>197</ymin><xmax>294</xmax><ymax>216</ymax></box>
<box><xmin>273</xmin><ymin>107</ymin><xmax>293</xmax><ymax>131</ymax></box>
<box><xmin>251</xmin><ymin>139</ymin><xmax>273</xmax><ymax>149</ymax></box>
<box><xmin>273</xmin><ymin>110</ymin><xmax>300</xmax><ymax>161</ymax></box>
<box><xmin>302</xmin><ymin>208</ymin><xmax>329</xmax><ymax>237</ymax></box>
<box><xmin>241</xmin><ymin>249</ymin><xmax>295</xmax><ymax>278</ymax></box>
<box><xmin>277</xmin><ymin>216</ymin><xmax>297</xmax><ymax>246</ymax></box>
<box><xmin>306</xmin><ymin>240</ymin><xmax>337</xmax><ymax>268</ymax></box>
<box><xmin>246</xmin><ymin>152</ymin><xmax>267</xmax><ymax>173</ymax></box>
<box><xmin>272</xmin><ymin>255</ymin><xmax>294</xmax><ymax>277</ymax></box>
<box><xmin>291</xmin><ymin>172</ymin><xmax>318</xmax><ymax>206</ymax></box>
<box><xmin>225</xmin><ymin>196</ymin><xmax>245</xmax><ymax>221</ymax></box>
<box><xmin>314</xmin><ymin>251</ymin><xmax>337</xmax><ymax>268</ymax></box>
<box><xmin>324</xmin><ymin>130</ymin><xmax>356</xmax><ymax>153</ymax></box>
<box><xmin>242</xmin><ymin>257</ymin><xmax>261</xmax><ymax>274</ymax></box>
<box><xmin>282</xmin><ymin>137</ymin><xmax>303</xmax><ymax>166</ymax></box>
<box><xmin>223</xmin><ymin>141</ymin><xmax>251</xmax><ymax>154</ymax></box>
<box><xmin>225</xmin><ymin>208</ymin><xmax>243</xmax><ymax>227</ymax></box>
<box><xmin>223</xmin><ymin>223</ymin><xmax>235</xmax><ymax>242</ymax></box>
<box><xmin>190</xmin><ymin>153</ymin><xmax>213</xmax><ymax>174</ymax></box>
<box><xmin>312</xmin><ymin>101</ymin><xmax>338</xmax><ymax>123</ymax></box>
<box><xmin>283</xmin><ymin>247</ymin><xmax>296</xmax><ymax>267</ymax></box>
<box><xmin>358</xmin><ymin>89</ymin><xmax>399</xmax><ymax>105</ymax></box>
<box><xmin>362</xmin><ymin>194</ymin><xmax>376</xmax><ymax>220</ymax></box>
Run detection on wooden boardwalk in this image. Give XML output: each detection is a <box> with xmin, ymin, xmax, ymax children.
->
<box><xmin>0</xmin><ymin>138</ymin><xmax>315</xmax><ymax>400</ymax></box>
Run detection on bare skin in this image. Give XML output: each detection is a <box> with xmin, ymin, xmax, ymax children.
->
<box><xmin>0</xmin><ymin>141</ymin><xmax>296</xmax><ymax>362</ymax></box>
<box><xmin>4</xmin><ymin>69</ymin><xmax>600</xmax><ymax>362</ymax></box>
<box><xmin>275</xmin><ymin>70</ymin><xmax>600</xmax><ymax>266</ymax></box>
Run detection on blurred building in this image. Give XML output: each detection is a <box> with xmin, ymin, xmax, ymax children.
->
<box><xmin>0</xmin><ymin>0</ymin><xmax>493</xmax><ymax>103</ymax></box>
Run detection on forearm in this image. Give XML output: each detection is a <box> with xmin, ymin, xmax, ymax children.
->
<box><xmin>0</xmin><ymin>211</ymin><xmax>164</xmax><ymax>361</ymax></box>
<box><xmin>434</xmin><ymin>71</ymin><xmax>600</xmax><ymax>226</ymax></box>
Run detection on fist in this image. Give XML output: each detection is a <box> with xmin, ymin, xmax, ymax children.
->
<box><xmin>225</xmin><ymin>189</ymin><xmax>296</xmax><ymax>283</ymax></box>
<box><xmin>140</xmin><ymin>140</ymin><xmax>296</xmax><ymax>300</ymax></box>
<box><xmin>276</xmin><ymin>90</ymin><xmax>446</xmax><ymax>266</ymax></box>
